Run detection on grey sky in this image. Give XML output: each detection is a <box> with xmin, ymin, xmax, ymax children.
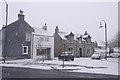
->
<box><xmin>0</xmin><ymin>1</ymin><xmax>118</xmax><ymax>45</ymax></box>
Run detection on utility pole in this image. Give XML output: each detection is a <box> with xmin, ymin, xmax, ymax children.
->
<box><xmin>3</xmin><ymin>0</ymin><xmax>8</xmax><ymax>63</ymax></box>
<box><xmin>99</xmin><ymin>20</ymin><xmax>107</xmax><ymax>60</ymax></box>
<box><xmin>62</xmin><ymin>40</ymin><xmax>65</xmax><ymax>68</ymax></box>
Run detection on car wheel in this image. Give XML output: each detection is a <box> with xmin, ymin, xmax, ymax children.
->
<box><xmin>91</xmin><ymin>58</ymin><xmax>94</xmax><ymax>59</ymax></box>
<box><xmin>58</xmin><ymin>57</ymin><xmax>61</xmax><ymax>60</ymax></box>
<box><xmin>65</xmin><ymin>58</ymin><xmax>67</xmax><ymax>61</ymax></box>
<box><xmin>71</xmin><ymin>59</ymin><xmax>74</xmax><ymax>61</ymax></box>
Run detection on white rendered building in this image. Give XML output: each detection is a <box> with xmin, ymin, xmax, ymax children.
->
<box><xmin>32</xmin><ymin>24</ymin><xmax>54</xmax><ymax>61</ymax></box>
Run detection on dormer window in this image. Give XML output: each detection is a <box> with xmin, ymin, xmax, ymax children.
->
<box><xmin>65</xmin><ymin>32</ymin><xmax>74</xmax><ymax>42</ymax></box>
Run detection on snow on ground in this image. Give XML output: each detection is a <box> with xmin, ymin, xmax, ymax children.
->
<box><xmin>0</xmin><ymin>58</ymin><xmax>119</xmax><ymax>76</ymax></box>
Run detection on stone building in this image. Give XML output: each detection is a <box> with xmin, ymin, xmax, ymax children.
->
<box><xmin>54</xmin><ymin>26</ymin><xmax>95</xmax><ymax>57</ymax></box>
<box><xmin>0</xmin><ymin>10</ymin><xmax>54</xmax><ymax>60</ymax></box>
<box><xmin>0</xmin><ymin>10</ymin><xmax>34</xmax><ymax>59</ymax></box>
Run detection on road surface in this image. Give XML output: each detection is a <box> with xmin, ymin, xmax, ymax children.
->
<box><xmin>1</xmin><ymin>66</ymin><xmax>119</xmax><ymax>79</ymax></box>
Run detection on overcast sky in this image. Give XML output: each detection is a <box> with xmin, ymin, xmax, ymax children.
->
<box><xmin>0</xmin><ymin>0</ymin><xmax>118</xmax><ymax>45</ymax></box>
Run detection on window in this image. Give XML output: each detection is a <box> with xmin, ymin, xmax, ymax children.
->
<box><xmin>39</xmin><ymin>37</ymin><xmax>44</xmax><ymax>41</ymax></box>
<box><xmin>37</xmin><ymin>48</ymin><xmax>42</xmax><ymax>56</ymax></box>
<box><xmin>23</xmin><ymin>46</ymin><xmax>28</xmax><ymax>54</ymax></box>
<box><xmin>45</xmin><ymin>37</ymin><xmax>49</xmax><ymax>42</ymax></box>
<box><xmin>87</xmin><ymin>49</ymin><xmax>90</xmax><ymax>54</ymax></box>
<box><xmin>0</xmin><ymin>31</ymin><xmax>2</xmax><ymax>40</ymax></box>
<box><xmin>26</xmin><ymin>33</ymin><xmax>31</xmax><ymax>41</ymax></box>
<box><xmin>37</xmin><ymin>48</ymin><xmax>46</xmax><ymax>56</ymax></box>
<box><xmin>69</xmin><ymin>48</ymin><xmax>73</xmax><ymax>52</ymax></box>
<box><xmin>69</xmin><ymin>48</ymin><xmax>71</xmax><ymax>51</ymax></box>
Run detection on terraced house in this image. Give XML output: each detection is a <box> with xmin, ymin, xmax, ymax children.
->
<box><xmin>54</xmin><ymin>26</ymin><xmax>95</xmax><ymax>57</ymax></box>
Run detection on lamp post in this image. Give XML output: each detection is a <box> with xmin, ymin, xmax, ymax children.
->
<box><xmin>99</xmin><ymin>20</ymin><xmax>107</xmax><ymax>60</ymax></box>
<box><xmin>62</xmin><ymin>40</ymin><xmax>65</xmax><ymax>68</ymax></box>
<box><xmin>3</xmin><ymin>0</ymin><xmax>8</xmax><ymax>63</ymax></box>
<box><xmin>4</xmin><ymin>0</ymin><xmax>8</xmax><ymax>27</ymax></box>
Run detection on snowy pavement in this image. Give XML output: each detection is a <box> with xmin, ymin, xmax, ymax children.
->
<box><xmin>0</xmin><ymin>58</ymin><xmax>119</xmax><ymax>76</ymax></box>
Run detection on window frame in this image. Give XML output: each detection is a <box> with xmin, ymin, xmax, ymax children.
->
<box><xmin>23</xmin><ymin>46</ymin><xmax>28</xmax><ymax>55</ymax></box>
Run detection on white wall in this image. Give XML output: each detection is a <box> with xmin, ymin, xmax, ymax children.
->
<box><xmin>32</xmin><ymin>34</ymin><xmax>54</xmax><ymax>60</ymax></box>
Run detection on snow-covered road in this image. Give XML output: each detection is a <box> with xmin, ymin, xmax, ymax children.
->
<box><xmin>0</xmin><ymin>58</ymin><xmax>119</xmax><ymax>76</ymax></box>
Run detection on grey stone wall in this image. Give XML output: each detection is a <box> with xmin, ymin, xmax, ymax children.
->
<box><xmin>54</xmin><ymin>33</ymin><xmax>63</xmax><ymax>57</ymax></box>
<box><xmin>54</xmin><ymin>32</ymin><xmax>95</xmax><ymax>57</ymax></box>
<box><xmin>2</xmin><ymin>20</ymin><xmax>34</xmax><ymax>59</ymax></box>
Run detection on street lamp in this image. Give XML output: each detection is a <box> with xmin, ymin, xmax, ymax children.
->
<box><xmin>4</xmin><ymin>0</ymin><xmax>8</xmax><ymax>27</ymax></box>
<box><xmin>62</xmin><ymin>40</ymin><xmax>66</xmax><ymax>68</ymax></box>
<box><xmin>99</xmin><ymin>20</ymin><xmax>107</xmax><ymax>60</ymax></box>
<box><xmin>3</xmin><ymin>0</ymin><xmax>8</xmax><ymax>63</ymax></box>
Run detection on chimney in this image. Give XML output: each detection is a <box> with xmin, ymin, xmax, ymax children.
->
<box><xmin>43</xmin><ymin>23</ymin><xmax>47</xmax><ymax>30</ymax></box>
<box><xmin>55</xmin><ymin>26</ymin><xmax>59</xmax><ymax>33</ymax></box>
<box><xmin>84</xmin><ymin>31</ymin><xmax>88</xmax><ymax>35</ymax></box>
<box><xmin>18</xmin><ymin>10</ymin><xmax>24</xmax><ymax>21</ymax></box>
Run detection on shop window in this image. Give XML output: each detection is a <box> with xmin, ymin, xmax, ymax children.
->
<box><xmin>37</xmin><ymin>48</ymin><xmax>46</xmax><ymax>56</ymax></box>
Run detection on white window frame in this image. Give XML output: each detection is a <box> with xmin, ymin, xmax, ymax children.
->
<box><xmin>23</xmin><ymin>46</ymin><xmax>28</xmax><ymax>55</ymax></box>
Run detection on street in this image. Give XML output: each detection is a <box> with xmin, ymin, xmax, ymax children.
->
<box><xmin>2</xmin><ymin>66</ymin><xmax>118</xmax><ymax>79</ymax></box>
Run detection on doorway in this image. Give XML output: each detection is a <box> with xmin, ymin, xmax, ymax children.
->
<box><xmin>79</xmin><ymin>48</ymin><xmax>82</xmax><ymax>57</ymax></box>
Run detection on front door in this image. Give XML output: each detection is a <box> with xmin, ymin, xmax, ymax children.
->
<box><xmin>46</xmin><ymin>48</ymin><xmax>51</xmax><ymax>59</ymax></box>
<box><xmin>79</xmin><ymin>48</ymin><xmax>82</xmax><ymax>57</ymax></box>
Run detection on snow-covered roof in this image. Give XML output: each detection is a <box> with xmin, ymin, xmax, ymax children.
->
<box><xmin>74</xmin><ymin>33</ymin><xmax>81</xmax><ymax>38</ymax></box>
<box><xmin>58</xmin><ymin>31</ymin><xmax>68</xmax><ymax>40</ymax></box>
<box><xmin>57</xmin><ymin>31</ymin><xmax>94</xmax><ymax>42</ymax></box>
<box><xmin>74</xmin><ymin>33</ymin><xmax>82</xmax><ymax>40</ymax></box>
<box><xmin>33</xmin><ymin>27</ymin><xmax>53</xmax><ymax>36</ymax></box>
<box><xmin>82</xmin><ymin>34</ymin><xmax>89</xmax><ymax>38</ymax></box>
<box><xmin>58</xmin><ymin>31</ymin><xmax>86</xmax><ymax>41</ymax></box>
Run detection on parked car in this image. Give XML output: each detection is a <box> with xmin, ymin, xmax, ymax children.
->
<box><xmin>91</xmin><ymin>52</ymin><xmax>106</xmax><ymax>59</ymax></box>
<box><xmin>110</xmin><ymin>53</ymin><xmax>120</xmax><ymax>58</ymax></box>
<box><xmin>58</xmin><ymin>52</ymin><xmax>74</xmax><ymax>61</ymax></box>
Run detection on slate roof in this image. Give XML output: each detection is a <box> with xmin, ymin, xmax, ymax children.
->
<box><xmin>58</xmin><ymin>31</ymin><xmax>68</xmax><ymax>40</ymax></box>
<box><xmin>57</xmin><ymin>31</ymin><xmax>92</xmax><ymax>42</ymax></box>
<box><xmin>2</xmin><ymin>19</ymin><xmax>34</xmax><ymax>32</ymax></box>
